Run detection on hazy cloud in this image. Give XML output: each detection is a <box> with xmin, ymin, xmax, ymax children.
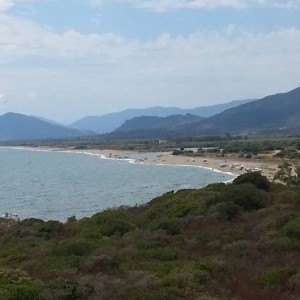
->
<box><xmin>90</xmin><ymin>0</ymin><xmax>300</xmax><ymax>11</ymax></box>
<box><xmin>0</xmin><ymin>0</ymin><xmax>40</xmax><ymax>12</ymax></box>
<box><xmin>1</xmin><ymin>12</ymin><xmax>300</xmax><ymax>121</ymax></box>
<box><xmin>0</xmin><ymin>0</ymin><xmax>14</xmax><ymax>11</ymax></box>
<box><xmin>0</xmin><ymin>93</ymin><xmax>6</xmax><ymax>109</ymax></box>
<box><xmin>0</xmin><ymin>0</ymin><xmax>299</xmax><ymax>122</ymax></box>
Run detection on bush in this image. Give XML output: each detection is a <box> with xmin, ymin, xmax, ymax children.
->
<box><xmin>37</xmin><ymin>221</ymin><xmax>63</xmax><ymax>239</ymax></box>
<box><xmin>53</xmin><ymin>239</ymin><xmax>96</xmax><ymax>256</ymax></box>
<box><xmin>233</xmin><ymin>172</ymin><xmax>270</xmax><ymax>191</ymax></box>
<box><xmin>89</xmin><ymin>210</ymin><xmax>136</xmax><ymax>237</ymax></box>
<box><xmin>215</xmin><ymin>201</ymin><xmax>241</xmax><ymax>220</ymax></box>
<box><xmin>220</xmin><ymin>184</ymin><xmax>267</xmax><ymax>211</ymax></box>
<box><xmin>79</xmin><ymin>255</ymin><xmax>119</xmax><ymax>274</ymax></box>
<box><xmin>41</xmin><ymin>280</ymin><xmax>88</xmax><ymax>300</ymax></box>
<box><xmin>281</xmin><ymin>217</ymin><xmax>300</xmax><ymax>240</ymax></box>
<box><xmin>151</xmin><ymin>218</ymin><xmax>181</xmax><ymax>235</ymax></box>
<box><xmin>0</xmin><ymin>269</ymin><xmax>42</xmax><ymax>300</ymax></box>
<box><xmin>255</xmin><ymin>267</ymin><xmax>297</xmax><ymax>288</ymax></box>
<box><xmin>99</xmin><ymin>218</ymin><xmax>136</xmax><ymax>237</ymax></box>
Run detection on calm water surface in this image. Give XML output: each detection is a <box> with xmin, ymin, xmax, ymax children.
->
<box><xmin>0</xmin><ymin>148</ymin><xmax>234</xmax><ymax>221</ymax></box>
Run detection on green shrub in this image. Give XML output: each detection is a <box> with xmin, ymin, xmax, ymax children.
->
<box><xmin>215</xmin><ymin>201</ymin><xmax>241</xmax><ymax>220</ymax></box>
<box><xmin>233</xmin><ymin>172</ymin><xmax>270</xmax><ymax>191</ymax></box>
<box><xmin>41</xmin><ymin>281</ymin><xmax>84</xmax><ymax>300</ymax></box>
<box><xmin>0</xmin><ymin>269</ymin><xmax>42</xmax><ymax>300</ymax></box>
<box><xmin>255</xmin><ymin>267</ymin><xmax>297</xmax><ymax>288</ymax></box>
<box><xmin>139</xmin><ymin>247</ymin><xmax>179</xmax><ymax>262</ymax></box>
<box><xmin>89</xmin><ymin>209</ymin><xmax>136</xmax><ymax>236</ymax></box>
<box><xmin>43</xmin><ymin>256</ymin><xmax>81</xmax><ymax>270</ymax></box>
<box><xmin>220</xmin><ymin>184</ymin><xmax>267</xmax><ymax>211</ymax></box>
<box><xmin>79</xmin><ymin>226</ymin><xmax>103</xmax><ymax>240</ymax></box>
<box><xmin>53</xmin><ymin>239</ymin><xmax>96</xmax><ymax>256</ymax></box>
<box><xmin>281</xmin><ymin>217</ymin><xmax>300</xmax><ymax>240</ymax></box>
<box><xmin>99</xmin><ymin>218</ymin><xmax>136</xmax><ymax>237</ymax></box>
<box><xmin>37</xmin><ymin>221</ymin><xmax>63</xmax><ymax>239</ymax></box>
<box><xmin>150</xmin><ymin>218</ymin><xmax>181</xmax><ymax>235</ymax></box>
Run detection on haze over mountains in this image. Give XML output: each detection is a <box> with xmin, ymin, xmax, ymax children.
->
<box><xmin>189</xmin><ymin>86</ymin><xmax>300</xmax><ymax>134</ymax></box>
<box><xmin>70</xmin><ymin>99</ymin><xmax>253</xmax><ymax>134</ymax></box>
<box><xmin>0</xmin><ymin>113</ymin><xmax>90</xmax><ymax>141</ymax></box>
<box><xmin>0</xmin><ymin>88</ymin><xmax>299</xmax><ymax>141</ymax></box>
<box><xmin>115</xmin><ymin>114</ymin><xmax>204</xmax><ymax>133</ymax></box>
<box><xmin>111</xmin><ymin>87</ymin><xmax>300</xmax><ymax>138</ymax></box>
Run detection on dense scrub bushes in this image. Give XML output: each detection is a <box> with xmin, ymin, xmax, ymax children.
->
<box><xmin>233</xmin><ymin>171</ymin><xmax>271</xmax><ymax>191</ymax></box>
<box><xmin>1</xmin><ymin>173</ymin><xmax>300</xmax><ymax>299</ymax></box>
<box><xmin>0</xmin><ymin>269</ymin><xmax>42</xmax><ymax>300</ymax></box>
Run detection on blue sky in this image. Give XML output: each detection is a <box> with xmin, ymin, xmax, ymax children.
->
<box><xmin>0</xmin><ymin>0</ymin><xmax>300</xmax><ymax>123</ymax></box>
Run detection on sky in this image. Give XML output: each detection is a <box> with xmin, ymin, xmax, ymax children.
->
<box><xmin>0</xmin><ymin>0</ymin><xmax>300</xmax><ymax>124</ymax></box>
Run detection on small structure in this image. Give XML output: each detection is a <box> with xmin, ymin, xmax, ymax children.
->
<box><xmin>1</xmin><ymin>213</ymin><xmax>19</xmax><ymax>222</ymax></box>
<box><xmin>202</xmin><ymin>147</ymin><xmax>219</xmax><ymax>152</ymax></box>
<box><xmin>159</xmin><ymin>140</ymin><xmax>168</xmax><ymax>144</ymax></box>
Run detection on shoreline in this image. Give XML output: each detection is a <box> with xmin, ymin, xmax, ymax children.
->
<box><xmin>6</xmin><ymin>146</ymin><xmax>280</xmax><ymax>180</ymax></box>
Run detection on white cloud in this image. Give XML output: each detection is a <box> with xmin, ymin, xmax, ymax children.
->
<box><xmin>0</xmin><ymin>93</ymin><xmax>6</xmax><ymax>109</ymax></box>
<box><xmin>0</xmin><ymin>2</ymin><xmax>299</xmax><ymax>121</ymax></box>
<box><xmin>0</xmin><ymin>0</ymin><xmax>14</xmax><ymax>11</ymax></box>
<box><xmin>0</xmin><ymin>11</ymin><xmax>300</xmax><ymax>122</ymax></box>
<box><xmin>90</xmin><ymin>0</ymin><xmax>300</xmax><ymax>11</ymax></box>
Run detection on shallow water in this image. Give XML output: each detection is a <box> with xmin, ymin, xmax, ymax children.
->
<box><xmin>0</xmin><ymin>148</ymin><xmax>234</xmax><ymax>221</ymax></box>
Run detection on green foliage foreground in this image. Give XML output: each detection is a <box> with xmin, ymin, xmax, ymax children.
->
<box><xmin>1</xmin><ymin>172</ymin><xmax>300</xmax><ymax>299</ymax></box>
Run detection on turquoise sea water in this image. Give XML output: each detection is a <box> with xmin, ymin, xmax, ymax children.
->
<box><xmin>0</xmin><ymin>148</ymin><xmax>234</xmax><ymax>221</ymax></box>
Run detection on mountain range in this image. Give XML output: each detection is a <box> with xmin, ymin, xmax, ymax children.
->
<box><xmin>70</xmin><ymin>99</ymin><xmax>253</xmax><ymax>134</ymax></box>
<box><xmin>0</xmin><ymin>113</ymin><xmax>91</xmax><ymax>141</ymax></box>
<box><xmin>115</xmin><ymin>114</ymin><xmax>204</xmax><ymax>133</ymax></box>
<box><xmin>111</xmin><ymin>87</ymin><xmax>300</xmax><ymax>137</ymax></box>
<box><xmin>0</xmin><ymin>87</ymin><xmax>299</xmax><ymax>141</ymax></box>
<box><xmin>189</xmin><ymin>86</ymin><xmax>300</xmax><ymax>134</ymax></box>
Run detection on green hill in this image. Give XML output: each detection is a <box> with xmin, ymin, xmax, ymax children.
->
<box><xmin>1</xmin><ymin>173</ymin><xmax>300</xmax><ymax>299</ymax></box>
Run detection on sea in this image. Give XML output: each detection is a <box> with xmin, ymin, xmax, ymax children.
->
<box><xmin>0</xmin><ymin>147</ymin><xmax>234</xmax><ymax>221</ymax></box>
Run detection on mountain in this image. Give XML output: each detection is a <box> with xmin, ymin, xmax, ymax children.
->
<box><xmin>186</xmin><ymin>99</ymin><xmax>253</xmax><ymax>118</ymax></box>
<box><xmin>115</xmin><ymin>114</ymin><xmax>203</xmax><ymax>133</ymax></box>
<box><xmin>31</xmin><ymin>116</ymin><xmax>66</xmax><ymax>127</ymax></box>
<box><xmin>70</xmin><ymin>99</ymin><xmax>253</xmax><ymax>133</ymax></box>
<box><xmin>0</xmin><ymin>113</ymin><xmax>92</xmax><ymax>141</ymax></box>
<box><xmin>189</xmin><ymin>87</ymin><xmax>300</xmax><ymax>134</ymax></box>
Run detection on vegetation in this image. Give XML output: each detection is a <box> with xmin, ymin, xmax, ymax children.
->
<box><xmin>1</xmin><ymin>172</ymin><xmax>300</xmax><ymax>299</ymax></box>
<box><xmin>274</xmin><ymin>161</ymin><xmax>300</xmax><ymax>186</ymax></box>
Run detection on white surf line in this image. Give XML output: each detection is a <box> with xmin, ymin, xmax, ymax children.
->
<box><xmin>7</xmin><ymin>146</ymin><xmax>237</xmax><ymax>180</ymax></box>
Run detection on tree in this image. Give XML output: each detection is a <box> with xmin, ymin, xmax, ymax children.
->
<box><xmin>233</xmin><ymin>172</ymin><xmax>270</xmax><ymax>191</ymax></box>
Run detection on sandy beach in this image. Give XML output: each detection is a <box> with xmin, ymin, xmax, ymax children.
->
<box><xmin>59</xmin><ymin>148</ymin><xmax>280</xmax><ymax>180</ymax></box>
<box><xmin>142</xmin><ymin>152</ymin><xmax>280</xmax><ymax>180</ymax></box>
<box><xmin>18</xmin><ymin>146</ymin><xmax>281</xmax><ymax>180</ymax></box>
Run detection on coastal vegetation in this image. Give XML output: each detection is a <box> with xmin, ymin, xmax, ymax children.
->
<box><xmin>1</xmin><ymin>172</ymin><xmax>300</xmax><ymax>299</ymax></box>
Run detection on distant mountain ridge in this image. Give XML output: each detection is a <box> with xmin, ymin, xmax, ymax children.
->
<box><xmin>70</xmin><ymin>99</ymin><xmax>253</xmax><ymax>133</ymax></box>
<box><xmin>115</xmin><ymin>114</ymin><xmax>203</xmax><ymax>133</ymax></box>
<box><xmin>2</xmin><ymin>88</ymin><xmax>298</xmax><ymax>141</ymax></box>
<box><xmin>109</xmin><ymin>87</ymin><xmax>300</xmax><ymax>138</ymax></box>
<box><xmin>187</xmin><ymin>87</ymin><xmax>300</xmax><ymax>134</ymax></box>
<box><xmin>0</xmin><ymin>113</ymin><xmax>92</xmax><ymax>141</ymax></box>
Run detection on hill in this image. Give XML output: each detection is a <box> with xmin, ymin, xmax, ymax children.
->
<box><xmin>114</xmin><ymin>113</ymin><xmax>203</xmax><ymax>133</ymax></box>
<box><xmin>70</xmin><ymin>99</ymin><xmax>253</xmax><ymax>133</ymax></box>
<box><xmin>190</xmin><ymin>87</ymin><xmax>300</xmax><ymax>134</ymax></box>
<box><xmin>0</xmin><ymin>113</ymin><xmax>91</xmax><ymax>140</ymax></box>
<box><xmin>1</xmin><ymin>172</ymin><xmax>300</xmax><ymax>299</ymax></box>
